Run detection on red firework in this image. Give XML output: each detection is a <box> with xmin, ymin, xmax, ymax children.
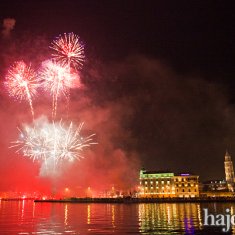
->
<box><xmin>50</xmin><ymin>32</ymin><xmax>85</xmax><ymax>69</ymax></box>
<box><xmin>40</xmin><ymin>60</ymin><xmax>80</xmax><ymax>119</ymax></box>
<box><xmin>4</xmin><ymin>61</ymin><xmax>39</xmax><ymax>119</ymax></box>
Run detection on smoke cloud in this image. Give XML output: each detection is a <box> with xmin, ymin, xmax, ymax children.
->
<box><xmin>0</xmin><ymin>35</ymin><xmax>234</xmax><ymax>197</ymax></box>
<box><xmin>2</xmin><ymin>18</ymin><xmax>16</xmax><ymax>38</ymax></box>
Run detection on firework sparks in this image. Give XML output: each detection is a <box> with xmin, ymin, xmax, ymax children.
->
<box><xmin>10</xmin><ymin>118</ymin><xmax>96</xmax><ymax>167</ymax></box>
<box><xmin>50</xmin><ymin>32</ymin><xmax>85</xmax><ymax>69</ymax></box>
<box><xmin>40</xmin><ymin>60</ymin><xmax>80</xmax><ymax>119</ymax></box>
<box><xmin>4</xmin><ymin>61</ymin><xmax>39</xmax><ymax>119</ymax></box>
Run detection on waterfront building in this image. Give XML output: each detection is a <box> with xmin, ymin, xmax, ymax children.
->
<box><xmin>139</xmin><ymin>169</ymin><xmax>175</xmax><ymax>198</ymax></box>
<box><xmin>139</xmin><ymin>169</ymin><xmax>199</xmax><ymax>198</ymax></box>
<box><xmin>224</xmin><ymin>150</ymin><xmax>235</xmax><ymax>192</ymax></box>
<box><xmin>202</xmin><ymin>179</ymin><xmax>228</xmax><ymax>192</ymax></box>
<box><xmin>173</xmin><ymin>174</ymin><xmax>199</xmax><ymax>198</ymax></box>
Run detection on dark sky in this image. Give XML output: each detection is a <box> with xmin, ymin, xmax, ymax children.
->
<box><xmin>0</xmin><ymin>0</ymin><xmax>235</xmax><ymax>191</ymax></box>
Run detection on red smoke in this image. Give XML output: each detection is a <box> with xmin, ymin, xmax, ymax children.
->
<box><xmin>0</xmin><ymin>74</ymin><xmax>140</xmax><ymax>197</ymax></box>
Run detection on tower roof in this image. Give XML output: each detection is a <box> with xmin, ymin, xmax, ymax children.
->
<box><xmin>225</xmin><ymin>149</ymin><xmax>230</xmax><ymax>157</ymax></box>
<box><xmin>225</xmin><ymin>149</ymin><xmax>231</xmax><ymax>161</ymax></box>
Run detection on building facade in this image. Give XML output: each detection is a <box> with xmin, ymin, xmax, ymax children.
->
<box><xmin>174</xmin><ymin>174</ymin><xmax>199</xmax><ymax>198</ymax></box>
<box><xmin>202</xmin><ymin>179</ymin><xmax>228</xmax><ymax>192</ymax></box>
<box><xmin>139</xmin><ymin>169</ymin><xmax>199</xmax><ymax>198</ymax></box>
<box><xmin>139</xmin><ymin>169</ymin><xmax>175</xmax><ymax>198</ymax></box>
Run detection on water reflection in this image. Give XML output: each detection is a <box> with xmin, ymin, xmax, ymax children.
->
<box><xmin>64</xmin><ymin>204</ymin><xmax>68</xmax><ymax>225</ymax></box>
<box><xmin>87</xmin><ymin>204</ymin><xmax>91</xmax><ymax>225</ymax></box>
<box><xmin>138</xmin><ymin>203</ymin><xmax>202</xmax><ymax>234</ymax></box>
<box><xmin>2</xmin><ymin>200</ymin><xmax>235</xmax><ymax>234</ymax></box>
<box><xmin>111</xmin><ymin>204</ymin><xmax>115</xmax><ymax>228</ymax></box>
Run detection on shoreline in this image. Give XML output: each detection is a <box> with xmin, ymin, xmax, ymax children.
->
<box><xmin>34</xmin><ymin>197</ymin><xmax>235</xmax><ymax>203</ymax></box>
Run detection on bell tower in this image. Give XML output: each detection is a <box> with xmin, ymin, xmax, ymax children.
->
<box><xmin>224</xmin><ymin>150</ymin><xmax>235</xmax><ymax>192</ymax></box>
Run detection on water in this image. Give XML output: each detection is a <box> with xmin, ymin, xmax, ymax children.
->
<box><xmin>0</xmin><ymin>200</ymin><xmax>235</xmax><ymax>234</ymax></box>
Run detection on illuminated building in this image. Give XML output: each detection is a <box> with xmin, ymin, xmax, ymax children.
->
<box><xmin>202</xmin><ymin>179</ymin><xmax>228</xmax><ymax>192</ymax></box>
<box><xmin>174</xmin><ymin>174</ymin><xmax>199</xmax><ymax>198</ymax></box>
<box><xmin>224</xmin><ymin>150</ymin><xmax>235</xmax><ymax>192</ymax></box>
<box><xmin>139</xmin><ymin>169</ymin><xmax>175</xmax><ymax>198</ymax></box>
<box><xmin>139</xmin><ymin>169</ymin><xmax>199</xmax><ymax>198</ymax></box>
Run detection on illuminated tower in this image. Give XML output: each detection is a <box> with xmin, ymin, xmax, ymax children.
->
<box><xmin>224</xmin><ymin>150</ymin><xmax>235</xmax><ymax>192</ymax></box>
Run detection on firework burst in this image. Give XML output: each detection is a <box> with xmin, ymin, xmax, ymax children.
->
<box><xmin>50</xmin><ymin>32</ymin><xmax>85</xmax><ymax>69</ymax></box>
<box><xmin>10</xmin><ymin>118</ymin><xmax>96</xmax><ymax>167</ymax></box>
<box><xmin>4</xmin><ymin>61</ymin><xmax>39</xmax><ymax>119</ymax></box>
<box><xmin>40</xmin><ymin>60</ymin><xmax>80</xmax><ymax>119</ymax></box>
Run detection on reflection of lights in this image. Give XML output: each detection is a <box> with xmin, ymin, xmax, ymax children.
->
<box><xmin>112</xmin><ymin>205</ymin><xmax>115</xmax><ymax>228</ymax></box>
<box><xmin>167</xmin><ymin>205</ymin><xmax>171</xmax><ymax>224</ymax></box>
<box><xmin>138</xmin><ymin>203</ymin><xmax>201</xmax><ymax>233</ymax></box>
<box><xmin>32</xmin><ymin>202</ymin><xmax>35</xmax><ymax>218</ymax></box>
<box><xmin>64</xmin><ymin>204</ymin><xmax>68</xmax><ymax>225</ymax></box>
<box><xmin>21</xmin><ymin>200</ymin><xmax>25</xmax><ymax>219</ymax></box>
<box><xmin>197</xmin><ymin>204</ymin><xmax>202</xmax><ymax>228</ymax></box>
<box><xmin>87</xmin><ymin>204</ymin><xmax>91</xmax><ymax>224</ymax></box>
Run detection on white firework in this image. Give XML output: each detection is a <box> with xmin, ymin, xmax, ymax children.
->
<box><xmin>10</xmin><ymin>119</ymin><xmax>96</xmax><ymax>165</ymax></box>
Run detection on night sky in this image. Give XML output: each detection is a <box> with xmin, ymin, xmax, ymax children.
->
<box><xmin>0</xmin><ymin>0</ymin><xmax>235</xmax><ymax>193</ymax></box>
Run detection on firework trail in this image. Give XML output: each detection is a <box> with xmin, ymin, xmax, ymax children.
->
<box><xmin>4</xmin><ymin>61</ymin><xmax>39</xmax><ymax>119</ymax></box>
<box><xmin>40</xmin><ymin>60</ymin><xmax>80</xmax><ymax>119</ymax></box>
<box><xmin>50</xmin><ymin>33</ymin><xmax>84</xmax><ymax>116</ymax></box>
<box><xmin>10</xmin><ymin>117</ymin><xmax>96</xmax><ymax>169</ymax></box>
<box><xmin>50</xmin><ymin>32</ymin><xmax>85</xmax><ymax>69</ymax></box>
